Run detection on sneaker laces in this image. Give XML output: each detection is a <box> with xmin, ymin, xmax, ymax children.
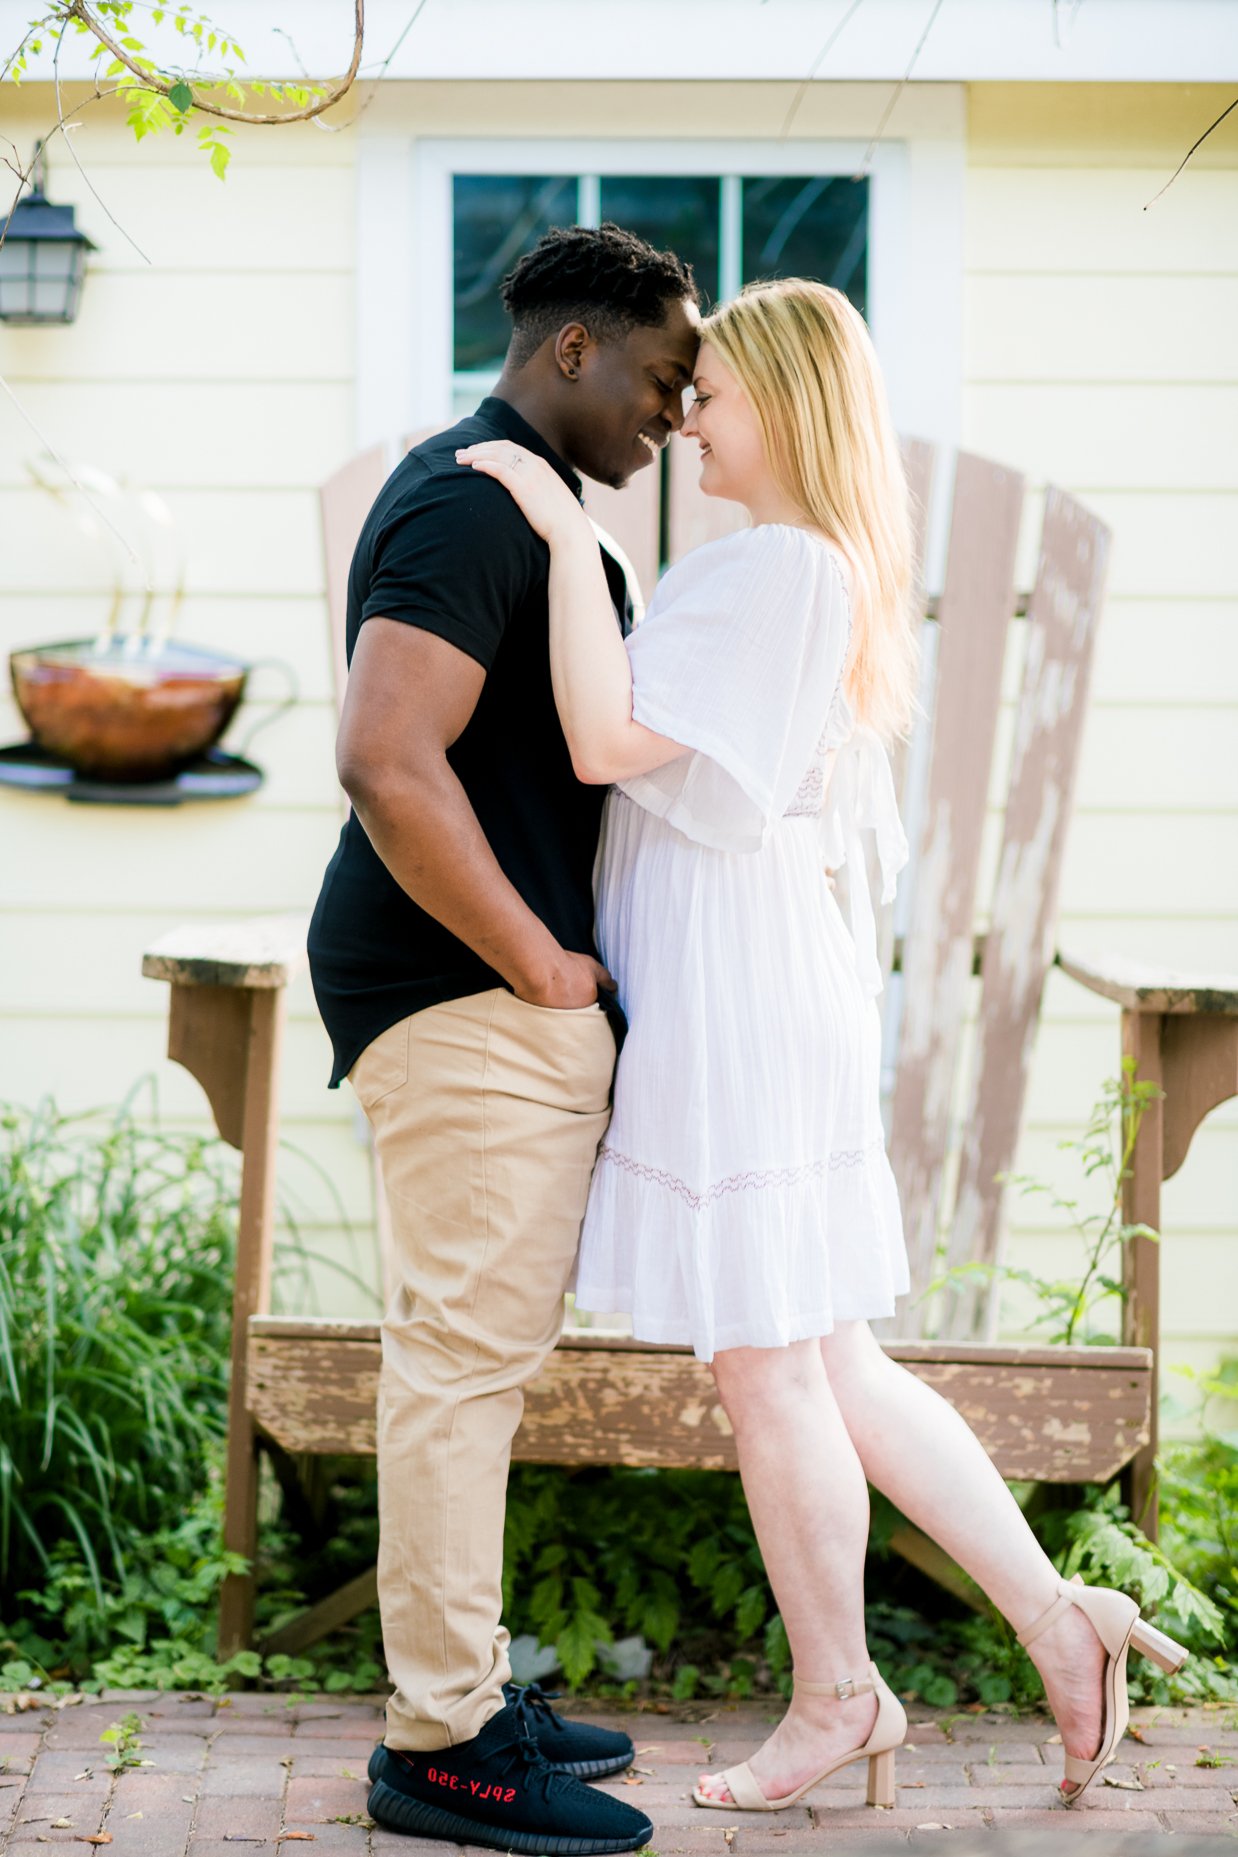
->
<box><xmin>491</xmin><ymin>1693</ymin><xmax>576</xmax><ymax>1804</ymax></box>
<box><xmin>517</xmin><ymin>1680</ymin><xmax>564</xmax><ymax>1721</ymax></box>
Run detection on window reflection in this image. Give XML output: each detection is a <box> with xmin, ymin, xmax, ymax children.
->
<box><xmin>453</xmin><ymin>174</ymin><xmax>577</xmax><ymax>372</ymax></box>
<box><xmin>598</xmin><ymin>176</ymin><xmax>721</xmax><ymax>308</ymax></box>
<box><xmin>741</xmin><ymin>176</ymin><xmax>868</xmax><ymax>315</ymax></box>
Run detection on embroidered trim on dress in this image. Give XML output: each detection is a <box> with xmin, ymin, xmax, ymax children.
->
<box><xmin>596</xmin><ymin>1137</ymin><xmax>884</xmax><ymax>1212</ymax></box>
<box><xmin>784</xmin><ymin>758</ymin><xmax>826</xmax><ymax>818</ymax></box>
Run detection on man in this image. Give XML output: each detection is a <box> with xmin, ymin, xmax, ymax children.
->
<box><xmin>308</xmin><ymin>222</ymin><xmax>700</xmax><ymax>1853</ymax></box>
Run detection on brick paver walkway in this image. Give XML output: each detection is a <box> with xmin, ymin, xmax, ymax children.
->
<box><xmin>1</xmin><ymin>1691</ymin><xmax>1236</xmax><ymax>1853</ymax></box>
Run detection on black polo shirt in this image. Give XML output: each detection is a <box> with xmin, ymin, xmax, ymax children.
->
<box><xmin>307</xmin><ymin>397</ymin><xmax>632</xmax><ymax>1088</ymax></box>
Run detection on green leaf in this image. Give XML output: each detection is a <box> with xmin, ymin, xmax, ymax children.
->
<box><xmin>735</xmin><ymin>1584</ymin><xmax>767</xmax><ymax>1640</ymax></box>
<box><xmin>638</xmin><ymin>1586</ymin><xmax>680</xmax><ymax>1653</ymax></box>
<box><xmin>687</xmin><ymin>1538</ymin><xmax>719</xmax><ymax>1588</ymax></box>
<box><xmin>208</xmin><ymin>142</ymin><xmax>231</xmax><ymax>182</ymax></box>
<box><xmin>168</xmin><ymin>79</ymin><xmax>193</xmax><ymax>113</ymax></box>
<box><xmin>555</xmin><ymin>1612</ymin><xmax>600</xmax><ymax>1687</ymax></box>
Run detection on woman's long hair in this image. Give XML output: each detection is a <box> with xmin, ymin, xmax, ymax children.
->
<box><xmin>701</xmin><ymin>278</ymin><xmax>920</xmax><ymax>743</ymax></box>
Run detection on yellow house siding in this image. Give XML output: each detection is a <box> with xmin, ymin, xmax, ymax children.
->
<box><xmin>0</xmin><ymin>90</ymin><xmax>361</xmax><ymax>1306</ymax></box>
<box><xmin>963</xmin><ymin>83</ymin><xmax>1238</xmax><ymax>1408</ymax></box>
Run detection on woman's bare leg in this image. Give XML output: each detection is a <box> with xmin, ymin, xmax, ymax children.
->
<box><xmin>695</xmin><ymin>1339</ymin><xmax>880</xmax><ymax>1805</ymax></box>
<box><xmin>820</xmin><ymin>1320</ymin><xmax>1108</xmax><ymax>1782</ymax></box>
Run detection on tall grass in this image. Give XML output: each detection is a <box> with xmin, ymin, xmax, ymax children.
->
<box><xmin>0</xmin><ymin>1095</ymin><xmax>238</xmax><ymax>1602</ymax></box>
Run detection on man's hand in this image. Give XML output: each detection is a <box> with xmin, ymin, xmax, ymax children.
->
<box><xmin>515</xmin><ymin>950</ymin><xmax>617</xmax><ymax>1010</ymax></box>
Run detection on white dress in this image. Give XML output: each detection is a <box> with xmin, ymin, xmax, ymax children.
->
<box><xmin>571</xmin><ymin>524</ymin><xmax>912</xmax><ymax>1361</ymax></box>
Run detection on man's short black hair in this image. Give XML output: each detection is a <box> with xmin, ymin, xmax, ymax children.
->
<box><xmin>500</xmin><ymin>222</ymin><xmax>699</xmax><ymax>368</ymax></box>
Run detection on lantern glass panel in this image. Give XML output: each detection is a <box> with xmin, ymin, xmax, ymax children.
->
<box><xmin>0</xmin><ymin>238</ymin><xmax>33</xmax><ymax>319</ymax></box>
<box><xmin>32</xmin><ymin>241</ymin><xmax>76</xmax><ymax>320</ymax></box>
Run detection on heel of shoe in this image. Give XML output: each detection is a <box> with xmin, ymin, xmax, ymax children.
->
<box><xmin>866</xmin><ymin>1747</ymin><xmax>896</xmax><ymax>1808</ymax></box>
<box><xmin>1131</xmin><ymin>1616</ymin><xmax>1189</xmax><ymax>1675</ymax></box>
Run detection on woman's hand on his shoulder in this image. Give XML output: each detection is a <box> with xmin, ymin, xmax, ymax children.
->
<box><xmin>456</xmin><ymin>440</ymin><xmax>586</xmax><ymax>547</ymax></box>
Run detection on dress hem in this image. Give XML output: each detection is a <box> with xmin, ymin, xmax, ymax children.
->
<box><xmin>571</xmin><ymin>1289</ymin><xmax>903</xmax><ymax>1364</ymax></box>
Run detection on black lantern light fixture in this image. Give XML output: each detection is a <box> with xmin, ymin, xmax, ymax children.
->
<box><xmin>0</xmin><ymin>142</ymin><xmax>96</xmax><ymax>325</ymax></box>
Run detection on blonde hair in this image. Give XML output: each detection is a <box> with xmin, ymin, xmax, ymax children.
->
<box><xmin>701</xmin><ymin>278</ymin><xmax>920</xmax><ymax>744</ymax></box>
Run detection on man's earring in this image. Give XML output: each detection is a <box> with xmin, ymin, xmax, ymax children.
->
<box><xmin>565</xmin><ymin>367</ymin><xmax>578</xmax><ymax>379</ymax></box>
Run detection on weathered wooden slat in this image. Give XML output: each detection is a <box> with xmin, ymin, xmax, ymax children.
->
<box><xmin>885</xmin><ymin>438</ymin><xmax>939</xmax><ymax>874</ymax></box>
<box><xmin>888</xmin><ymin>452</ymin><xmax>1026</xmax><ymax>1329</ymax></box>
<box><xmin>257</xmin><ymin>1565</ymin><xmax>379</xmax><ymax>1658</ymax></box>
<box><xmin>249</xmin><ymin>1317</ymin><xmax>1148</xmax><ymax>1369</ymax></box>
<box><xmin>943</xmin><ymin>489</ymin><xmax>1112</xmax><ymax>1340</ymax></box>
<box><xmin>901</xmin><ymin>436</ymin><xmax>937</xmax><ymax>598</ymax></box>
<box><xmin>319</xmin><ymin>443</ymin><xmax>390</xmax><ymax>714</ymax></box>
<box><xmin>248</xmin><ymin>1327</ymin><xmax>1150</xmax><ymax>1485</ymax></box>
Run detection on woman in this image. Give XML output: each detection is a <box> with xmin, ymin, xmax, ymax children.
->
<box><xmin>457</xmin><ymin>277</ymin><xmax>1187</xmax><ymax>1816</ymax></box>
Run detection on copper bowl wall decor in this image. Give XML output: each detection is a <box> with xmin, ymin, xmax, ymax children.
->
<box><xmin>10</xmin><ymin>639</ymin><xmax>249</xmax><ymax>782</ymax></box>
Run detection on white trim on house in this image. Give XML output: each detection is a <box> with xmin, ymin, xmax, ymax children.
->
<box><xmin>10</xmin><ymin>0</ymin><xmax>1236</xmax><ymax>84</ymax></box>
<box><xmin>357</xmin><ymin>120</ymin><xmax>966</xmax><ymax>477</ymax></box>
<box><xmin>356</xmin><ymin>135</ymin><xmax>419</xmax><ymax>469</ymax></box>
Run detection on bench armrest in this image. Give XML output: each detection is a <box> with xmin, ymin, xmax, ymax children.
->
<box><xmin>1055</xmin><ymin>948</ymin><xmax>1238</xmax><ymax>1016</ymax></box>
<box><xmin>142</xmin><ymin>914</ymin><xmax>310</xmax><ymax>991</ymax></box>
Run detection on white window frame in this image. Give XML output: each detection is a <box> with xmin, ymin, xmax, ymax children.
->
<box><xmin>356</xmin><ymin>125</ymin><xmax>965</xmax><ymax>476</ymax></box>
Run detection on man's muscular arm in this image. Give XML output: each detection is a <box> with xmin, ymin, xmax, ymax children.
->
<box><xmin>336</xmin><ymin>618</ymin><xmax>611</xmax><ymax>1008</ymax></box>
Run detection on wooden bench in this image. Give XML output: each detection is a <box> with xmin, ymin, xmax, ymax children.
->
<box><xmin>144</xmin><ymin>917</ymin><xmax>1236</xmax><ymax>1656</ymax></box>
<box><xmin>142</xmin><ymin>439</ymin><xmax>1238</xmax><ymax>1657</ymax></box>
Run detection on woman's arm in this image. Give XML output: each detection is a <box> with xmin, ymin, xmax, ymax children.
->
<box><xmin>456</xmin><ymin>440</ymin><xmax>687</xmax><ymax>785</ymax></box>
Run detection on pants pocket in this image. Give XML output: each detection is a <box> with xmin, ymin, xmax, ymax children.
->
<box><xmin>348</xmin><ymin>1016</ymin><xmax>412</xmax><ymax>1110</ymax></box>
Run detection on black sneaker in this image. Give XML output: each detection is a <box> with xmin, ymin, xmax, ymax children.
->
<box><xmin>365</xmin><ymin>1693</ymin><xmax>652</xmax><ymax>1853</ymax></box>
<box><xmin>368</xmin><ymin>1681</ymin><xmax>634</xmax><ymax>1784</ymax></box>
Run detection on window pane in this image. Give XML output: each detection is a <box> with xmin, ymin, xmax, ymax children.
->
<box><xmin>453</xmin><ymin>175</ymin><xmax>577</xmax><ymax>373</ymax></box>
<box><xmin>741</xmin><ymin>176</ymin><xmax>868</xmax><ymax>316</ymax></box>
<box><xmin>598</xmin><ymin>176</ymin><xmax>720</xmax><ymax>308</ymax></box>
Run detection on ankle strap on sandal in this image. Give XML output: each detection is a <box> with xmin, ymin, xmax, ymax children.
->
<box><xmin>1016</xmin><ymin>1577</ymin><xmax>1079</xmax><ymax>1651</ymax></box>
<box><xmin>793</xmin><ymin>1669</ymin><xmax>876</xmax><ymax>1700</ymax></box>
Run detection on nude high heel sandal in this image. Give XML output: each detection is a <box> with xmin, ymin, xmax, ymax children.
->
<box><xmin>1017</xmin><ymin>1573</ymin><xmax>1189</xmax><ymax>1807</ymax></box>
<box><xmin>691</xmin><ymin>1662</ymin><xmax>907</xmax><ymax>1813</ymax></box>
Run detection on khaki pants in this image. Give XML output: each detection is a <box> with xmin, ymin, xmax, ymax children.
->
<box><xmin>348</xmin><ymin>988</ymin><xmax>615</xmax><ymax>1751</ymax></box>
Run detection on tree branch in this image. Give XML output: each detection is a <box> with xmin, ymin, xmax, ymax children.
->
<box><xmin>67</xmin><ymin>0</ymin><xmax>365</xmax><ymax>127</ymax></box>
<box><xmin>1145</xmin><ymin>95</ymin><xmax>1238</xmax><ymax>210</ymax></box>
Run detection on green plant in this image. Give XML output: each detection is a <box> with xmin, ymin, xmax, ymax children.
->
<box><xmin>502</xmin><ymin>1464</ymin><xmax>773</xmax><ymax>1690</ymax></box>
<box><xmin>99</xmin><ymin>1710</ymin><xmax>148</xmax><ymax>1769</ymax></box>
<box><xmin>0</xmin><ymin>1094</ymin><xmax>238</xmax><ymax>1602</ymax></box>
<box><xmin>0</xmin><ymin>1088</ymin><xmax>379</xmax><ymax>1614</ymax></box>
<box><xmin>1159</xmin><ymin>1358</ymin><xmax>1238</xmax><ymax>1648</ymax></box>
<box><xmin>934</xmin><ymin>1058</ymin><xmax>1161</xmax><ymax>1345</ymax></box>
<box><xmin>1</xmin><ymin>1446</ymin><xmax>387</xmax><ymax>1696</ymax></box>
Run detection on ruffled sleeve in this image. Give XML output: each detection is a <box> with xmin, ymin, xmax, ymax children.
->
<box><xmin>617</xmin><ymin>526</ymin><xmax>853</xmax><ymax>853</ymax></box>
<box><xmin>819</xmin><ymin>725</ymin><xmax>910</xmax><ymax>998</ymax></box>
